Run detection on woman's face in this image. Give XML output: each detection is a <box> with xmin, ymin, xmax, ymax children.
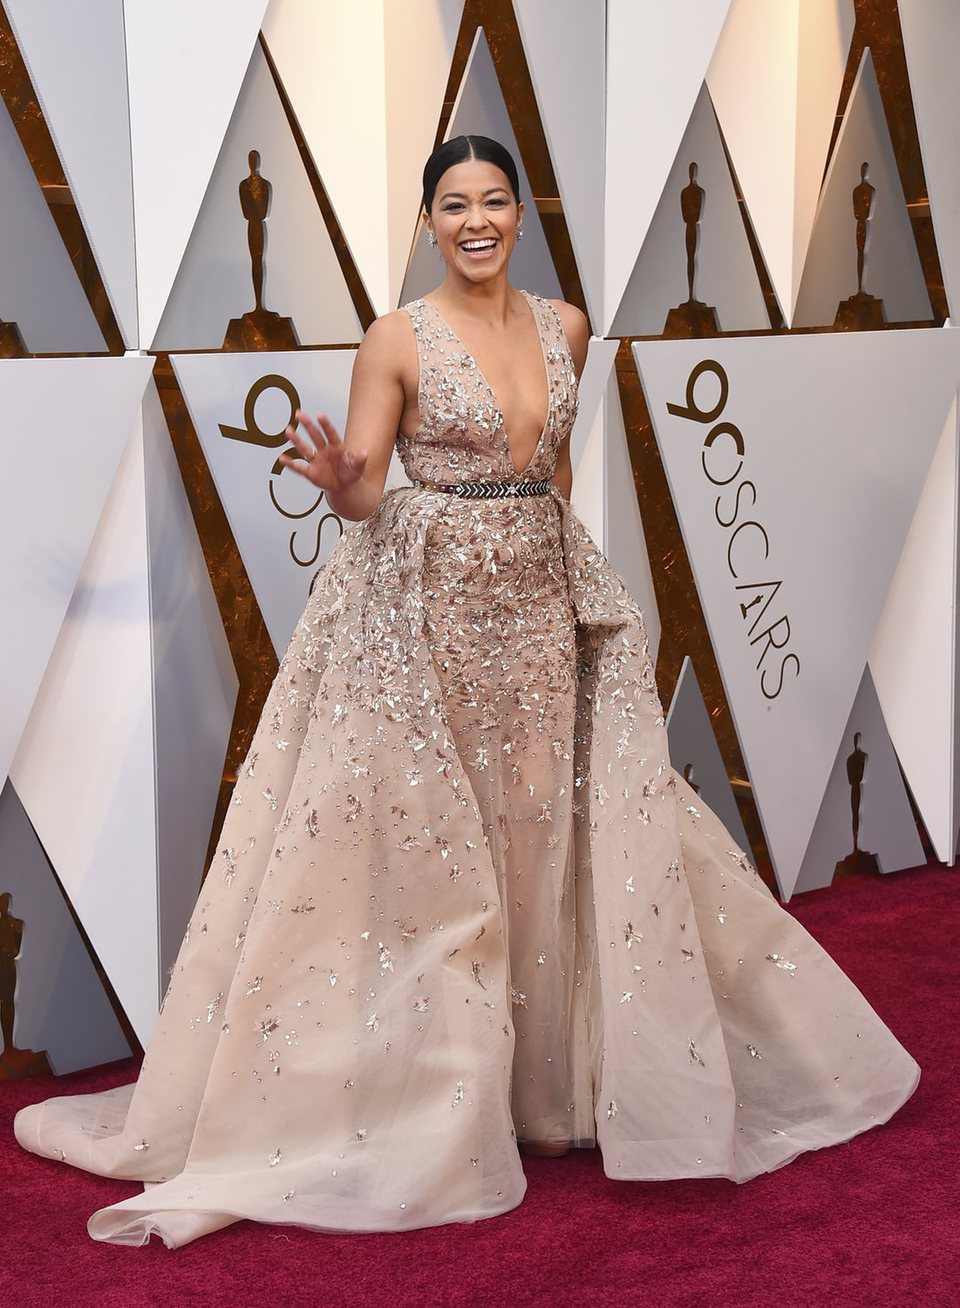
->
<box><xmin>425</xmin><ymin>158</ymin><xmax>523</xmax><ymax>283</ymax></box>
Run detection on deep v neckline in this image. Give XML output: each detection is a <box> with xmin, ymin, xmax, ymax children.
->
<box><xmin>422</xmin><ymin>289</ymin><xmax>552</xmax><ymax>478</ymax></box>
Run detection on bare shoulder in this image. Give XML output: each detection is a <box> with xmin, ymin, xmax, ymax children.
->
<box><xmin>548</xmin><ymin>298</ymin><xmax>589</xmax><ymax>344</ymax></box>
<box><xmin>547</xmin><ymin>299</ymin><xmax>589</xmax><ymax>373</ymax></box>
<box><xmin>355</xmin><ymin>309</ymin><xmax>416</xmax><ymax>377</ymax></box>
<box><xmin>361</xmin><ymin>308</ymin><xmax>414</xmax><ymax>351</ymax></box>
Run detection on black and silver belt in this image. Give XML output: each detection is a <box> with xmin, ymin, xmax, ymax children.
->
<box><xmin>412</xmin><ymin>478</ymin><xmax>553</xmax><ymax>499</ymax></box>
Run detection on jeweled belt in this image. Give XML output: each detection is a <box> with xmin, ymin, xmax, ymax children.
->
<box><xmin>412</xmin><ymin>478</ymin><xmax>553</xmax><ymax>499</ymax></box>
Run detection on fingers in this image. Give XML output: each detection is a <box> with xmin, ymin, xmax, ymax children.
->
<box><xmin>284</xmin><ymin>424</ymin><xmax>317</xmax><ymax>460</ymax></box>
<box><xmin>291</xmin><ymin>409</ymin><xmax>334</xmax><ymax>446</ymax></box>
<box><xmin>289</xmin><ymin>409</ymin><xmax>344</xmax><ymax>450</ymax></box>
<box><xmin>276</xmin><ymin>453</ymin><xmax>314</xmax><ymax>479</ymax></box>
<box><xmin>281</xmin><ymin>411</ymin><xmax>358</xmax><ymax>489</ymax></box>
<box><xmin>316</xmin><ymin>412</ymin><xmax>343</xmax><ymax>445</ymax></box>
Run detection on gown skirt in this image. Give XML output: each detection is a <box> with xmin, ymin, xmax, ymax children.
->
<box><xmin>14</xmin><ymin>292</ymin><xmax>920</xmax><ymax>1247</ymax></box>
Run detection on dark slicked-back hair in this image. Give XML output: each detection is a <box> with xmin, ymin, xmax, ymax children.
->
<box><xmin>422</xmin><ymin>134</ymin><xmax>521</xmax><ymax>213</ymax></box>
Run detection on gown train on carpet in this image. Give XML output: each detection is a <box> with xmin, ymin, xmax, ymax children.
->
<box><xmin>15</xmin><ymin>292</ymin><xmax>919</xmax><ymax>1246</ymax></box>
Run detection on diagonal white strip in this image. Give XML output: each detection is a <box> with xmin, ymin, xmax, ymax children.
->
<box><xmin>569</xmin><ymin>338</ymin><xmax>617</xmax><ymax>557</ymax></box>
<box><xmin>0</xmin><ymin>356</ymin><xmax>154</xmax><ymax>786</ymax></box>
<box><xmin>568</xmin><ymin>344</ymin><xmax>660</xmax><ymax>654</ymax></box>
<box><xmin>869</xmin><ymin>392</ymin><xmax>960</xmax><ymax>864</ymax></box>
<box><xmin>634</xmin><ymin>328</ymin><xmax>960</xmax><ymax>897</ymax></box>
<box><xmin>385</xmin><ymin>1</ymin><xmax>464</xmax><ymax>310</ymax></box>
<box><xmin>5</xmin><ymin>0</ymin><xmax>138</xmax><ymax>346</ymax></box>
<box><xmin>569</xmin><ymin>337</ymin><xmax>618</xmax><ymax>474</ymax></box>
<box><xmin>12</xmin><ymin>409</ymin><xmax>160</xmax><ymax>1044</ymax></box>
<box><xmin>603</xmin><ymin>374</ymin><xmax>660</xmax><ymax>659</ymax></box>
<box><xmin>899</xmin><ymin>0</ymin><xmax>960</xmax><ymax>321</ymax></box>
<box><xmin>708</xmin><ymin>0</ymin><xmax>854</xmax><ymax>326</ymax></box>
<box><xmin>12</xmin><ymin>378</ymin><xmax>237</xmax><ymax>1047</ymax></box>
<box><xmin>604</xmin><ymin>0</ymin><xmax>732</xmax><ymax>335</ymax></box>
<box><xmin>124</xmin><ymin>0</ymin><xmax>267</xmax><ymax>348</ymax></box>
<box><xmin>142</xmin><ymin>378</ymin><xmax>238</xmax><ymax>986</ymax></box>
<box><xmin>513</xmin><ymin>0</ymin><xmax>605</xmax><ymax>328</ymax></box>
<box><xmin>262</xmin><ymin>0</ymin><xmax>388</xmax><ymax>314</ymax></box>
<box><xmin>570</xmin><ymin>397</ymin><xmax>605</xmax><ymax>545</ymax></box>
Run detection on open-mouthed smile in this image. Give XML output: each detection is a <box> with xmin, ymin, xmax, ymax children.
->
<box><xmin>458</xmin><ymin>237</ymin><xmax>499</xmax><ymax>258</ymax></box>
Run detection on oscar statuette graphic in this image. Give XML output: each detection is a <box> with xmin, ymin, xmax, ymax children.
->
<box><xmin>835</xmin><ymin>731</ymin><xmax>881</xmax><ymax>879</ymax></box>
<box><xmin>664</xmin><ymin>163</ymin><xmax>720</xmax><ymax>338</ymax></box>
<box><xmin>0</xmin><ymin>893</ymin><xmax>50</xmax><ymax>1080</ymax></box>
<box><xmin>835</xmin><ymin>162</ymin><xmax>887</xmax><ymax>329</ymax></box>
<box><xmin>223</xmin><ymin>150</ymin><xmax>300</xmax><ymax>351</ymax></box>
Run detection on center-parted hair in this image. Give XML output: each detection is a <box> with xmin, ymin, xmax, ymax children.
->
<box><xmin>422</xmin><ymin>135</ymin><xmax>521</xmax><ymax>213</ymax></box>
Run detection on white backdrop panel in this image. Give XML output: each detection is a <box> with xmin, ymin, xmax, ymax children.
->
<box><xmin>12</xmin><ymin>417</ymin><xmax>159</xmax><ymax>1044</ymax></box>
<box><xmin>707</xmin><ymin>0</ymin><xmax>855</xmax><ymax>326</ymax></box>
<box><xmin>401</xmin><ymin>28</ymin><xmax>561</xmax><ymax>307</ymax></box>
<box><xmin>173</xmin><ymin>349</ymin><xmax>357</xmax><ymax>655</ymax></box>
<box><xmin>384</xmin><ymin>1</ymin><xmax>465</xmax><ymax>309</ymax></box>
<box><xmin>604</xmin><ymin>373</ymin><xmax>661</xmax><ymax>660</ymax></box>
<box><xmin>794</xmin><ymin>668</ymin><xmax>925</xmax><ymax>895</ymax></box>
<box><xmin>0</xmin><ymin>780</ymin><xmax>132</xmax><ymax>1075</ymax></box>
<box><xmin>513</xmin><ymin>0</ymin><xmax>605</xmax><ymax>328</ymax></box>
<box><xmin>141</xmin><ymin>380</ymin><xmax>238</xmax><ymax>982</ymax></box>
<box><xmin>869</xmin><ymin>394</ymin><xmax>959</xmax><ymax>864</ymax></box>
<box><xmin>570</xmin><ymin>393</ymin><xmax>605</xmax><ymax>546</ymax></box>
<box><xmin>610</xmin><ymin>83</ymin><xmax>768</xmax><ymax>337</ymax></box>
<box><xmin>634</xmin><ymin>328</ymin><xmax>960</xmax><ymax>897</ymax></box>
<box><xmin>5</xmin><ymin>0</ymin><xmax>137</xmax><ymax>347</ymax></box>
<box><xmin>13</xmin><ymin>380</ymin><xmax>237</xmax><ymax>1045</ymax></box>
<box><xmin>0</xmin><ymin>356</ymin><xmax>153</xmax><ymax>785</ymax></box>
<box><xmin>665</xmin><ymin>656</ymin><xmax>751</xmax><ymax>856</ymax></box>
<box><xmin>153</xmin><ymin>41</ymin><xmax>360</xmax><ymax>351</ymax></box>
<box><xmin>793</xmin><ymin>51</ymin><xmax>932</xmax><ymax>329</ymax></box>
<box><xmin>900</xmin><ymin>0</ymin><xmax>960</xmax><ymax>322</ymax></box>
<box><xmin>0</xmin><ymin>97</ymin><xmax>105</xmax><ymax>354</ymax></box>
<box><xmin>568</xmin><ymin>337</ymin><xmax>619</xmax><ymax>538</ymax></box>
<box><xmin>262</xmin><ymin>0</ymin><xmax>388</xmax><ymax>314</ymax></box>
<box><xmin>566</xmin><ymin>340</ymin><xmax>660</xmax><ymax>654</ymax></box>
<box><xmin>124</xmin><ymin>0</ymin><xmax>267</xmax><ymax>348</ymax></box>
<box><xmin>604</xmin><ymin>0</ymin><xmax>732</xmax><ymax>334</ymax></box>
<box><xmin>569</xmin><ymin>338</ymin><xmax>618</xmax><ymax>476</ymax></box>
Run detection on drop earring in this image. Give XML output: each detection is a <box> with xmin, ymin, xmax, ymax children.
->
<box><xmin>427</xmin><ymin>231</ymin><xmax>438</xmax><ymax>249</ymax></box>
<box><xmin>516</xmin><ymin>226</ymin><xmax>524</xmax><ymax>242</ymax></box>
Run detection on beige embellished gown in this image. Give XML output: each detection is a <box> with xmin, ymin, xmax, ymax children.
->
<box><xmin>15</xmin><ymin>291</ymin><xmax>919</xmax><ymax>1247</ymax></box>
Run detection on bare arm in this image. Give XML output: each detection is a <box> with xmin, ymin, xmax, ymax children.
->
<box><xmin>549</xmin><ymin>300</ymin><xmax>590</xmax><ymax>501</ymax></box>
<box><xmin>278</xmin><ymin>312</ymin><xmax>413</xmax><ymax>522</ymax></box>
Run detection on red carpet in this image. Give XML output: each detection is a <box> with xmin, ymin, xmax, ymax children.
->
<box><xmin>3</xmin><ymin>863</ymin><xmax>957</xmax><ymax>1307</ymax></box>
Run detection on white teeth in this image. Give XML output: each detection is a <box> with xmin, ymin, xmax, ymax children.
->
<box><xmin>461</xmin><ymin>239</ymin><xmax>496</xmax><ymax>251</ymax></box>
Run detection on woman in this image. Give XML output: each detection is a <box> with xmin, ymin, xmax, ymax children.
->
<box><xmin>15</xmin><ymin>135</ymin><xmax>919</xmax><ymax>1247</ymax></box>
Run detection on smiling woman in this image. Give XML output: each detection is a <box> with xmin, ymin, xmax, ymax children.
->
<box><xmin>14</xmin><ymin>134</ymin><xmax>920</xmax><ymax>1249</ymax></box>
<box><xmin>423</xmin><ymin>134</ymin><xmax>522</xmax><ymax>267</ymax></box>
<box><xmin>415</xmin><ymin>137</ymin><xmax>558</xmax><ymax>483</ymax></box>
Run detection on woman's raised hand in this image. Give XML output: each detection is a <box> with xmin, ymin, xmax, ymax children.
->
<box><xmin>278</xmin><ymin>410</ymin><xmax>368</xmax><ymax>492</ymax></box>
